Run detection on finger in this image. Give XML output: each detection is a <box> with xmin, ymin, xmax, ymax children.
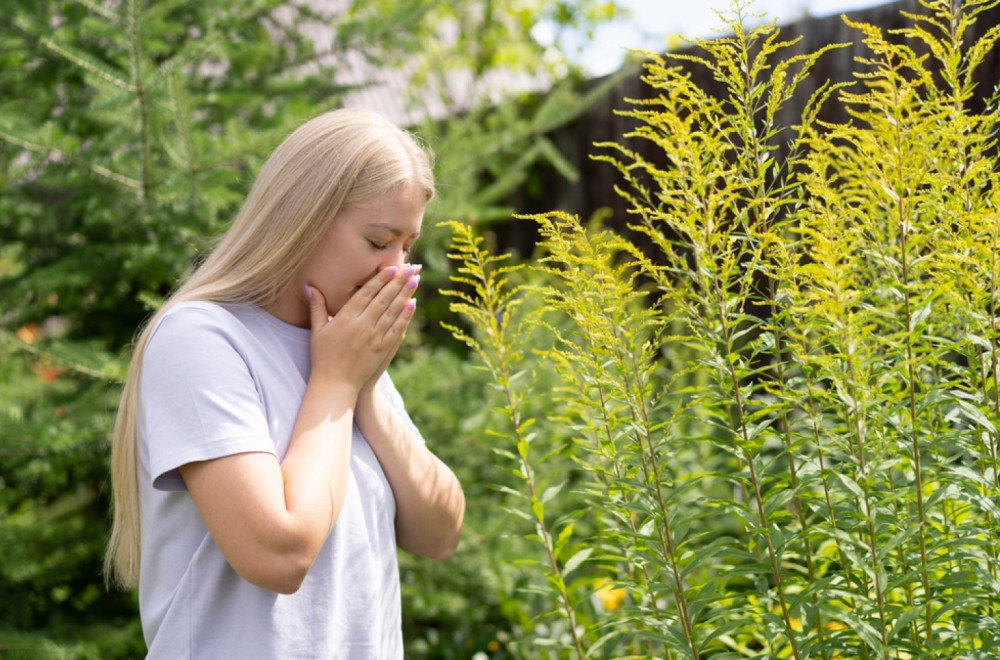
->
<box><xmin>375</xmin><ymin>278</ymin><xmax>419</xmax><ymax>346</ymax></box>
<box><xmin>306</xmin><ymin>285</ymin><xmax>329</xmax><ymax>330</ymax></box>
<box><xmin>340</xmin><ymin>266</ymin><xmax>401</xmax><ymax>318</ymax></box>
<box><xmin>362</xmin><ymin>265</ymin><xmax>418</xmax><ymax>321</ymax></box>
<box><xmin>375</xmin><ymin>270</ymin><xmax>420</xmax><ymax>326</ymax></box>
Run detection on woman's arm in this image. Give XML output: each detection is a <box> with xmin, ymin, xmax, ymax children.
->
<box><xmin>355</xmin><ymin>385</ymin><xmax>465</xmax><ymax>560</ymax></box>
<box><xmin>179</xmin><ymin>268</ymin><xmax>416</xmax><ymax>593</ymax></box>
<box><xmin>178</xmin><ymin>379</ymin><xmax>355</xmax><ymax>594</ymax></box>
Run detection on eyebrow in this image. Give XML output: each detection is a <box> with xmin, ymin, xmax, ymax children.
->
<box><xmin>368</xmin><ymin>222</ymin><xmax>421</xmax><ymax>240</ymax></box>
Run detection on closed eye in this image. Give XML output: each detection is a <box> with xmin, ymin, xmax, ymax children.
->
<box><xmin>368</xmin><ymin>237</ymin><xmax>418</xmax><ymax>256</ymax></box>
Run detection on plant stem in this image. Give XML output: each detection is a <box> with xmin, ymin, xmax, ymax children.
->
<box><xmin>616</xmin><ymin>327</ymin><xmax>700</xmax><ymax>660</ymax></box>
<box><xmin>501</xmin><ymin>384</ymin><xmax>587</xmax><ymax>660</ymax></box>
<box><xmin>713</xmin><ymin>275</ymin><xmax>802</xmax><ymax>660</ymax></box>
<box><xmin>804</xmin><ymin>377</ymin><xmax>859</xmax><ymax>604</ymax></box>
<box><xmin>897</xmin><ymin>199</ymin><xmax>933</xmax><ymax>640</ymax></box>
<box><xmin>842</xmin><ymin>341</ymin><xmax>889</xmax><ymax>656</ymax></box>
<box><xmin>478</xmin><ymin>251</ymin><xmax>587</xmax><ymax>660</ymax></box>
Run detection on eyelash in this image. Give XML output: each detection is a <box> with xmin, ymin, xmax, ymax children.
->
<box><xmin>369</xmin><ymin>240</ymin><xmax>414</xmax><ymax>255</ymax></box>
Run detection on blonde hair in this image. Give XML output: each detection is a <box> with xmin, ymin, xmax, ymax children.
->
<box><xmin>104</xmin><ymin>108</ymin><xmax>435</xmax><ymax>589</ymax></box>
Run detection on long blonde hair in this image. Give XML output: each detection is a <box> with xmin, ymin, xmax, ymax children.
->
<box><xmin>104</xmin><ymin>108</ymin><xmax>435</xmax><ymax>589</ymax></box>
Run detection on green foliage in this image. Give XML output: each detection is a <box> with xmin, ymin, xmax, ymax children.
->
<box><xmin>391</xmin><ymin>345</ymin><xmax>543</xmax><ymax>657</ymax></box>
<box><xmin>0</xmin><ymin>0</ymin><xmax>627</xmax><ymax>657</ymax></box>
<box><xmin>442</xmin><ymin>1</ymin><xmax>1000</xmax><ymax>657</ymax></box>
<box><xmin>0</xmin><ymin>331</ymin><xmax>140</xmax><ymax>658</ymax></box>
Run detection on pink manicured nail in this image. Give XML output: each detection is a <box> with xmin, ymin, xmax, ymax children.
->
<box><xmin>406</xmin><ymin>275</ymin><xmax>420</xmax><ymax>290</ymax></box>
<box><xmin>405</xmin><ymin>298</ymin><xmax>417</xmax><ymax>311</ymax></box>
<box><xmin>303</xmin><ymin>284</ymin><xmax>312</xmax><ymax>298</ymax></box>
<box><xmin>385</xmin><ymin>266</ymin><xmax>399</xmax><ymax>277</ymax></box>
<box><xmin>403</xmin><ymin>265</ymin><xmax>416</xmax><ymax>278</ymax></box>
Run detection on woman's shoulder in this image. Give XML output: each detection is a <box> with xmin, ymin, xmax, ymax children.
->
<box><xmin>147</xmin><ymin>301</ymin><xmax>253</xmax><ymax>350</ymax></box>
<box><xmin>162</xmin><ymin>299</ymin><xmax>238</xmax><ymax>322</ymax></box>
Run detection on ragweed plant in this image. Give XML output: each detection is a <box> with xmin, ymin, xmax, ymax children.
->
<box><xmin>591</xmin><ymin>5</ymin><xmax>847</xmax><ymax>657</ymax></box>
<box><xmin>788</xmin><ymin>1</ymin><xmax>1000</xmax><ymax>655</ymax></box>
<box><xmin>438</xmin><ymin>220</ymin><xmax>589</xmax><ymax>659</ymax></box>
<box><xmin>529</xmin><ymin>211</ymin><xmax>694</xmax><ymax>658</ymax></box>
<box><xmin>442</xmin><ymin>1</ymin><xmax>1000</xmax><ymax>658</ymax></box>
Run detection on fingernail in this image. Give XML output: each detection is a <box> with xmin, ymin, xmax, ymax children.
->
<box><xmin>405</xmin><ymin>298</ymin><xmax>417</xmax><ymax>311</ymax></box>
<box><xmin>303</xmin><ymin>284</ymin><xmax>312</xmax><ymax>299</ymax></box>
<box><xmin>406</xmin><ymin>275</ymin><xmax>420</xmax><ymax>290</ymax></box>
<box><xmin>385</xmin><ymin>266</ymin><xmax>399</xmax><ymax>277</ymax></box>
<box><xmin>403</xmin><ymin>265</ymin><xmax>416</xmax><ymax>278</ymax></box>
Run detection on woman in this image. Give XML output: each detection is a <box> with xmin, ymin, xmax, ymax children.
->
<box><xmin>104</xmin><ymin>108</ymin><xmax>465</xmax><ymax>658</ymax></box>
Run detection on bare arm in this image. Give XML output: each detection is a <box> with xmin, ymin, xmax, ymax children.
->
<box><xmin>355</xmin><ymin>385</ymin><xmax>465</xmax><ymax>560</ymax></box>
<box><xmin>179</xmin><ymin>267</ymin><xmax>416</xmax><ymax>593</ymax></box>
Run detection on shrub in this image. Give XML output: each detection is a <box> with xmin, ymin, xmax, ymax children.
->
<box><xmin>441</xmin><ymin>1</ymin><xmax>1000</xmax><ymax>657</ymax></box>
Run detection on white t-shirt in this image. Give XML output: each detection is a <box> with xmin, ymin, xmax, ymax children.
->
<box><xmin>136</xmin><ymin>301</ymin><xmax>421</xmax><ymax>659</ymax></box>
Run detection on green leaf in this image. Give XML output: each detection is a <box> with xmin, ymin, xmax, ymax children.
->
<box><xmin>561</xmin><ymin>547</ymin><xmax>593</xmax><ymax>578</ymax></box>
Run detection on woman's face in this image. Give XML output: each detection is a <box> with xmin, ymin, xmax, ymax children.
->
<box><xmin>272</xmin><ymin>182</ymin><xmax>426</xmax><ymax>328</ymax></box>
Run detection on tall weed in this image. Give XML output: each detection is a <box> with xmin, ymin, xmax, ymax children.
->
<box><xmin>441</xmin><ymin>1</ymin><xmax>1000</xmax><ymax>657</ymax></box>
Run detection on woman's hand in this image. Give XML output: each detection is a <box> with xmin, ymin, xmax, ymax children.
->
<box><xmin>306</xmin><ymin>265</ymin><xmax>419</xmax><ymax>394</ymax></box>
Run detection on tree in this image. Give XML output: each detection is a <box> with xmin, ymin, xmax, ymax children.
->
<box><xmin>0</xmin><ymin>0</ymin><xmax>627</xmax><ymax>656</ymax></box>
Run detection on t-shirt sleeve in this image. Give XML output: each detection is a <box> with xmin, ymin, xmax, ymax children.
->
<box><xmin>139</xmin><ymin>306</ymin><xmax>277</xmax><ymax>492</ymax></box>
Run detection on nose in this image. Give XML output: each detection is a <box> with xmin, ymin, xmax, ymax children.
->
<box><xmin>379</xmin><ymin>246</ymin><xmax>407</xmax><ymax>273</ymax></box>
<box><xmin>389</xmin><ymin>246</ymin><xmax>407</xmax><ymax>268</ymax></box>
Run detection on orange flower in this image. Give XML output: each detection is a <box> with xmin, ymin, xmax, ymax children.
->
<box><xmin>16</xmin><ymin>324</ymin><xmax>39</xmax><ymax>344</ymax></box>
<box><xmin>32</xmin><ymin>363</ymin><xmax>62</xmax><ymax>383</ymax></box>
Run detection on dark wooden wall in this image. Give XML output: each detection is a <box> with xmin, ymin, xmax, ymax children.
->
<box><xmin>497</xmin><ymin>0</ymin><xmax>1000</xmax><ymax>254</ymax></box>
